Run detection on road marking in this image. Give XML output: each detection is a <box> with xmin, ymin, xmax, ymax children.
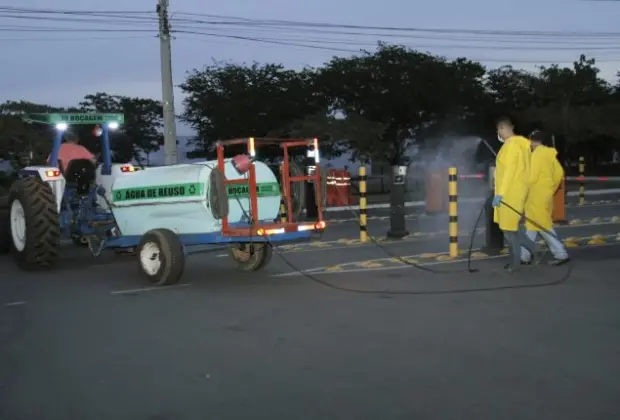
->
<box><xmin>110</xmin><ymin>283</ymin><xmax>191</xmax><ymax>295</ymax></box>
<box><xmin>2</xmin><ymin>301</ymin><xmax>27</xmax><ymax>307</ymax></box>
<box><xmin>324</xmin><ymin>195</ymin><xmax>620</xmax><ymax>212</ymax></box>
<box><xmin>272</xmin><ymin>234</ymin><xmax>620</xmax><ymax>277</ymax></box>
<box><xmin>213</xmin><ymin>218</ymin><xmax>619</xmax><ymax>257</ymax></box>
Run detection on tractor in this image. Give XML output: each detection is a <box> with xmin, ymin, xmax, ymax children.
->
<box><xmin>0</xmin><ymin>113</ymin><xmax>136</xmax><ymax>269</ymax></box>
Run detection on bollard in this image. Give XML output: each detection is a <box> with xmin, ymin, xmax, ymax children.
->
<box><xmin>359</xmin><ymin>166</ymin><xmax>368</xmax><ymax>243</ymax></box>
<box><xmin>579</xmin><ymin>156</ymin><xmax>585</xmax><ymax>205</ymax></box>
<box><xmin>280</xmin><ymin>201</ymin><xmax>287</xmax><ymax>223</ymax></box>
<box><xmin>448</xmin><ymin>167</ymin><xmax>458</xmax><ymax>257</ymax></box>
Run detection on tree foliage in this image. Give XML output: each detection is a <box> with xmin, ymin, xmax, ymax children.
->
<box><xmin>0</xmin><ymin>93</ymin><xmax>163</xmax><ymax>169</ymax></box>
<box><xmin>180</xmin><ymin>62</ymin><xmax>325</xmax><ymax>159</ymax></box>
<box><xmin>5</xmin><ymin>44</ymin><xmax>620</xmax><ymax>176</ymax></box>
<box><xmin>180</xmin><ymin>44</ymin><xmax>620</xmax><ymax>170</ymax></box>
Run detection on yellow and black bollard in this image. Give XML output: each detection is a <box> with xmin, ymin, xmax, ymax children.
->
<box><xmin>359</xmin><ymin>166</ymin><xmax>368</xmax><ymax>243</ymax></box>
<box><xmin>579</xmin><ymin>156</ymin><xmax>585</xmax><ymax>206</ymax></box>
<box><xmin>280</xmin><ymin>201</ymin><xmax>287</xmax><ymax>223</ymax></box>
<box><xmin>448</xmin><ymin>167</ymin><xmax>458</xmax><ymax>257</ymax></box>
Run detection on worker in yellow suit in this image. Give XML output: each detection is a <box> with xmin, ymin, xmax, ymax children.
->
<box><xmin>521</xmin><ymin>130</ymin><xmax>570</xmax><ymax>266</ymax></box>
<box><xmin>493</xmin><ymin>117</ymin><xmax>541</xmax><ymax>272</ymax></box>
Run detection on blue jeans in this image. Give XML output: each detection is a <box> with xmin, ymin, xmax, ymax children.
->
<box><xmin>521</xmin><ymin>228</ymin><xmax>569</xmax><ymax>262</ymax></box>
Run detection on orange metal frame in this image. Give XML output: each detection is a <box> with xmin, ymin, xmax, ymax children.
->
<box><xmin>216</xmin><ymin>137</ymin><xmax>325</xmax><ymax>237</ymax></box>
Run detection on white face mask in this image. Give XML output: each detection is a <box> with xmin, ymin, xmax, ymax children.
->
<box><xmin>497</xmin><ymin>134</ymin><xmax>504</xmax><ymax>143</ymax></box>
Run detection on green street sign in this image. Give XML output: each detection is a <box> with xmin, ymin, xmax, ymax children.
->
<box><xmin>23</xmin><ymin>113</ymin><xmax>125</xmax><ymax>125</ymax></box>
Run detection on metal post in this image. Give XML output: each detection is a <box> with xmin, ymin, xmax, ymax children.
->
<box><xmin>157</xmin><ymin>0</ymin><xmax>178</xmax><ymax>165</ymax></box>
<box><xmin>49</xmin><ymin>129</ymin><xmax>63</xmax><ymax>167</ymax></box>
<box><xmin>448</xmin><ymin>167</ymin><xmax>458</xmax><ymax>257</ymax></box>
<box><xmin>579</xmin><ymin>156</ymin><xmax>585</xmax><ymax>205</ymax></box>
<box><xmin>387</xmin><ymin>164</ymin><xmax>409</xmax><ymax>239</ymax></box>
<box><xmin>359</xmin><ymin>166</ymin><xmax>368</xmax><ymax>243</ymax></box>
<box><xmin>279</xmin><ymin>165</ymin><xmax>287</xmax><ymax>223</ymax></box>
<box><xmin>482</xmin><ymin>165</ymin><xmax>504</xmax><ymax>254</ymax></box>
<box><xmin>304</xmin><ymin>157</ymin><xmax>318</xmax><ymax>219</ymax></box>
<box><xmin>101</xmin><ymin>125</ymin><xmax>112</xmax><ymax>175</ymax></box>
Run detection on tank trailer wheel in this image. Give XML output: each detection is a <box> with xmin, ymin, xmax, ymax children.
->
<box><xmin>8</xmin><ymin>177</ymin><xmax>60</xmax><ymax>270</ymax></box>
<box><xmin>137</xmin><ymin>228</ymin><xmax>185</xmax><ymax>286</ymax></box>
<box><xmin>0</xmin><ymin>208</ymin><xmax>9</xmax><ymax>255</ymax></box>
<box><xmin>228</xmin><ymin>242</ymin><xmax>274</xmax><ymax>271</ymax></box>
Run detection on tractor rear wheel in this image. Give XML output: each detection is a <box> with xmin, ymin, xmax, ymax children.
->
<box><xmin>228</xmin><ymin>242</ymin><xmax>273</xmax><ymax>271</ymax></box>
<box><xmin>8</xmin><ymin>177</ymin><xmax>60</xmax><ymax>270</ymax></box>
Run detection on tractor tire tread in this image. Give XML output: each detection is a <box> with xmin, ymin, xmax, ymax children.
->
<box><xmin>9</xmin><ymin>177</ymin><xmax>60</xmax><ymax>269</ymax></box>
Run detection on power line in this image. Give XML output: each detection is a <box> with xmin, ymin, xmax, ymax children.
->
<box><xmin>178</xmin><ymin>30</ymin><xmax>620</xmax><ymax>52</ymax></box>
<box><xmin>0</xmin><ymin>35</ymin><xmax>155</xmax><ymax>42</ymax></box>
<box><xmin>169</xmin><ymin>12</ymin><xmax>620</xmax><ymax>38</ymax></box>
<box><xmin>3</xmin><ymin>6</ymin><xmax>620</xmax><ymax>64</ymax></box>
<box><xmin>177</xmin><ymin>31</ymin><xmax>620</xmax><ymax>63</ymax></box>
<box><xmin>173</xmin><ymin>24</ymin><xmax>620</xmax><ymax>46</ymax></box>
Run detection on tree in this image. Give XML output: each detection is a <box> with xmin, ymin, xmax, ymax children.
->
<box><xmin>0</xmin><ymin>101</ymin><xmax>65</xmax><ymax>168</ymax></box>
<box><xmin>534</xmin><ymin>55</ymin><xmax>612</xmax><ymax>141</ymax></box>
<box><xmin>317</xmin><ymin>43</ymin><xmax>487</xmax><ymax>165</ymax></box>
<box><xmin>78</xmin><ymin>92</ymin><xmax>163</xmax><ymax>164</ymax></box>
<box><xmin>180</xmin><ymin>61</ymin><xmax>325</xmax><ymax>159</ymax></box>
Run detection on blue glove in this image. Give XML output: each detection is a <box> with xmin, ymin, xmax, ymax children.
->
<box><xmin>492</xmin><ymin>195</ymin><xmax>503</xmax><ymax>208</ymax></box>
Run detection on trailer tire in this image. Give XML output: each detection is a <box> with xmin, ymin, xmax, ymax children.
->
<box><xmin>228</xmin><ymin>242</ymin><xmax>273</xmax><ymax>271</ymax></box>
<box><xmin>8</xmin><ymin>177</ymin><xmax>60</xmax><ymax>270</ymax></box>
<box><xmin>137</xmin><ymin>228</ymin><xmax>185</xmax><ymax>286</ymax></box>
<box><xmin>0</xmin><ymin>209</ymin><xmax>9</xmax><ymax>255</ymax></box>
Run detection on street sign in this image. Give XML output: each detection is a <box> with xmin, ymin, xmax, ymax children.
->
<box><xmin>23</xmin><ymin>113</ymin><xmax>125</xmax><ymax>125</ymax></box>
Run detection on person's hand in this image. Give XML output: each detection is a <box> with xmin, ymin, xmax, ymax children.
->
<box><xmin>492</xmin><ymin>195</ymin><xmax>503</xmax><ymax>208</ymax></box>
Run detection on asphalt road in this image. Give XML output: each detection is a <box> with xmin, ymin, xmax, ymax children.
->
<box><xmin>319</xmin><ymin>198</ymin><xmax>620</xmax><ymax>243</ymax></box>
<box><xmin>2</xmin><ymin>201</ymin><xmax>620</xmax><ymax>420</ymax></box>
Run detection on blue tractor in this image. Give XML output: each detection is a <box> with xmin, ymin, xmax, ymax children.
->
<box><xmin>0</xmin><ymin>113</ymin><xmax>137</xmax><ymax>269</ymax></box>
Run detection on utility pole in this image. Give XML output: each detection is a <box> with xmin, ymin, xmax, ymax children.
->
<box><xmin>157</xmin><ymin>0</ymin><xmax>178</xmax><ymax>165</ymax></box>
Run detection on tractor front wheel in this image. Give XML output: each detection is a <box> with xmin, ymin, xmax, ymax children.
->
<box><xmin>0</xmin><ymin>187</ymin><xmax>8</xmax><ymax>254</ymax></box>
<box><xmin>228</xmin><ymin>242</ymin><xmax>273</xmax><ymax>271</ymax></box>
<box><xmin>9</xmin><ymin>177</ymin><xmax>60</xmax><ymax>270</ymax></box>
<box><xmin>0</xmin><ymin>208</ymin><xmax>9</xmax><ymax>255</ymax></box>
<box><xmin>71</xmin><ymin>235</ymin><xmax>89</xmax><ymax>247</ymax></box>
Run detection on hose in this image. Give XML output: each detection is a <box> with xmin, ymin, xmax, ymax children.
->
<box><xmin>235</xmin><ymin>177</ymin><xmax>573</xmax><ymax>295</ymax></box>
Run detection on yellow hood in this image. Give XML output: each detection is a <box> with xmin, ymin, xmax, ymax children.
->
<box><xmin>534</xmin><ymin>145</ymin><xmax>558</xmax><ymax>159</ymax></box>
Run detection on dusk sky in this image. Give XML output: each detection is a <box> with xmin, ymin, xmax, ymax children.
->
<box><xmin>2</xmin><ymin>0</ymin><xmax>620</xmax><ymax>136</ymax></box>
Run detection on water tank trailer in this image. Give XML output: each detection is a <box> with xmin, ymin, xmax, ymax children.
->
<box><xmin>53</xmin><ymin>137</ymin><xmax>325</xmax><ymax>284</ymax></box>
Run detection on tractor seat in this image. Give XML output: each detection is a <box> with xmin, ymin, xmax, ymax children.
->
<box><xmin>63</xmin><ymin>159</ymin><xmax>97</xmax><ymax>196</ymax></box>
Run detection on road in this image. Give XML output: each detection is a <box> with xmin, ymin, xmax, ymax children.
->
<box><xmin>1</xmin><ymin>199</ymin><xmax>620</xmax><ymax>420</ymax></box>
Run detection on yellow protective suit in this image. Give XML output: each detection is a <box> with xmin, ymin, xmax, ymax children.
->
<box><xmin>493</xmin><ymin>135</ymin><xmax>531</xmax><ymax>231</ymax></box>
<box><xmin>524</xmin><ymin>146</ymin><xmax>564</xmax><ymax>231</ymax></box>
